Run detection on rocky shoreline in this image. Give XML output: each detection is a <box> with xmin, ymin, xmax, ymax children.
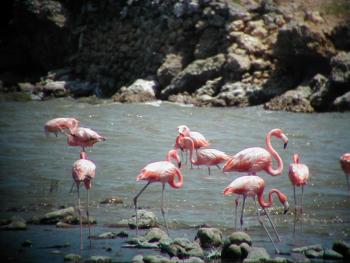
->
<box><xmin>1</xmin><ymin>0</ymin><xmax>350</xmax><ymax>112</ymax></box>
<box><xmin>1</xmin><ymin>206</ymin><xmax>350</xmax><ymax>262</ymax></box>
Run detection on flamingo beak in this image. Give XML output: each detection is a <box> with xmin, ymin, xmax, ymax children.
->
<box><xmin>178</xmin><ymin>161</ymin><xmax>182</xmax><ymax>169</ymax></box>
<box><xmin>283</xmin><ymin>201</ymin><xmax>289</xmax><ymax>214</ymax></box>
<box><xmin>284</xmin><ymin>142</ymin><xmax>288</xmax><ymax>149</ymax></box>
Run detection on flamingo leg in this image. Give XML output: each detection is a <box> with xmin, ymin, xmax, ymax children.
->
<box><xmin>293</xmin><ymin>185</ymin><xmax>297</xmax><ymax>214</ymax></box>
<box><xmin>161</xmin><ymin>183</ymin><xmax>169</xmax><ymax>235</ymax></box>
<box><xmin>208</xmin><ymin>167</ymin><xmax>211</xmax><ymax>176</ymax></box>
<box><xmin>69</xmin><ymin>182</ymin><xmax>76</xmax><ymax>193</ymax></box>
<box><xmin>216</xmin><ymin>164</ymin><xmax>221</xmax><ymax>170</ymax></box>
<box><xmin>255</xmin><ymin>200</ymin><xmax>279</xmax><ymax>254</ymax></box>
<box><xmin>264</xmin><ymin>208</ymin><xmax>280</xmax><ymax>242</ymax></box>
<box><xmin>86</xmin><ymin>189</ymin><xmax>92</xmax><ymax>248</ymax></box>
<box><xmin>240</xmin><ymin>196</ymin><xmax>246</xmax><ymax>230</ymax></box>
<box><xmin>301</xmin><ymin>185</ymin><xmax>304</xmax><ymax>214</ymax></box>
<box><xmin>77</xmin><ymin>184</ymin><xmax>83</xmax><ymax>251</ymax></box>
<box><xmin>234</xmin><ymin>198</ymin><xmax>239</xmax><ymax>231</ymax></box>
<box><xmin>347</xmin><ymin>175</ymin><xmax>350</xmax><ymax>192</ymax></box>
<box><xmin>133</xmin><ymin>182</ymin><xmax>151</xmax><ymax>236</ymax></box>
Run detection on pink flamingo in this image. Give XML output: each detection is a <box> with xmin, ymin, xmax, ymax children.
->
<box><xmin>133</xmin><ymin>149</ymin><xmax>183</xmax><ymax>235</ymax></box>
<box><xmin>72</xmin><ymin>151</ymin><xmax>96</xmax><ymax>250</ymax></box>
<box><xmin>181</xmin><ymin>136</ymin><xmax>229</xmax><ymax>175</ymax></box>
<box><xmin>223</xmin><ymin>175</ymin><xmax>289</xmax><ymax>253</ymax></box>
<box><xmin>288</xmin><ymin>154</ymin><xmax>309</xmax><ymax>212</ymax></box>
<box><xmin>67</xmin><ymin>127</ymin><xmax>106</xmax><ymax>152</ymax></box>
<box><xmin>44</xmin><ymin>117</ymin><xmax>79</xmax><ymax>137</ymax></box>
<box><xmin>223</xmin><ymin>129</ymin><xmax>288</xmax><ymax>176</ymax></box>
<box><xmin>340</xmin><ymin>153</ymin><xmax>350</xmax><ymax>192</ymax></box>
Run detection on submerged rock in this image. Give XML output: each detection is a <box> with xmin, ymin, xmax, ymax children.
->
<box><xmin>86</xmin><ymin>256</ymin><xmax>112</xmax><ymax>263</ymax></box>
<box><xmin>126</xmin><ymin>227</ymin><xmax>169</xmax><ymax>249</ymax></box>
<box><xmin>40</xmin><ymin>207</ymin><xmax>75</xmax><ymax>224</ymax></box>
<box><xmin>323</xmin><ymin>249</ymin><xmax>343</xmax><ymax>260</ymax></box>
<box><xmin>195</xmin><ymin>227</ymin><xmax>223</xmax><ymax>248</ymax></box>
<box><xmin>244</xmin><ymin>247</ymin><xmax>270</xmax><ymax>262</ymax></box>
<box><xmin>118</xmin><ymin>210</ymin><xmax>159</xmax><ymax>229</ymax></box>
<box><xmin>100</xmin><ymin>196</ymin><xmax>124</xmax><ymax>204</ymax></box>
<box><xmin>227</xmin><ymin>231</ymin><xmax>252</xmax><ymax>246</ymax></box>
<box><xmin>160</xmin><ymin>238</ymin><xmax>204</xmax><ymax>259</ymax></box>
<box><xmin>333</xmin><ymin>240</ymin><xmax>350</xmax><ymax>258</ymax></box>
<box><xmin>64</xmin><ymin>253</ymin><xmax>81</xmax><ymax>262</ymax></box>
<box><xmin>0</xmin><ymin>216</ymin><xmax>27</xmax><ymax>230</ymax></box>
<box><xmin>292</xmin><ymin>244</ymin><xmax>323</xmax><ymax>253</ymax></box>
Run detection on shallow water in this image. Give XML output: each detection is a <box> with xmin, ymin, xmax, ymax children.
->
<box><xmin>0</xmin><ymin>99</ymin><xmax>350</xmax><ymax>261</ymax></box>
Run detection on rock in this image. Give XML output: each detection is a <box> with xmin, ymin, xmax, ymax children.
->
<box><xmin>244</xmin><ymin>247</ymin><xmax>270</xmax><ymax>262</ymax></box>
<box><xmin>309</xmin><ymin>74</ymin><xmax>333</xmax><ymax>111</ymax></box>
<box><xmin>126</xmin><ymin>228</ymin><xmax>169</xmax><ymax>249</ymax></box>
<box><xmin>330</xmin><ymin>24</ymin><xmax>350</xmax><ymax>51</ymax></box>
<box><xmin>86</xmin><ymin>256</ymin><xmax>112</xmax><ymax>263</ymax></box>
<box><xmin>17</xmin><ymin>82</ymin><xmax>35</xmax><ymax>92</ymax></box>
<box><xmin>64</xmin><ymin>253</ymin><xmax>81</xmax><ymax>262</ymax></box>
<box><xmin>240</xmin><ymin>242</ymin><xmax>252</xmax><ymax>258</ymax></box>
<box><xmin>330</xmin><ymin>52</ymin><xmax>350</xmax><ymax>85</ymax></box>
<box><xmin>100</xmin><ymin>196</ymin><xmax>124</xmax><ymax>204</ymax></box>
<box><xmin>132</xmin><ymin>255</ymin><xmax>144</xmax><ymax>263</ymax></box>
<box><xmin>231</xmin><ymin>32</ymin><xmax>267</xmax><ymax>54</ymax></box>
<box><xmin>125</xmin><ymin>210</ymin><xmax>159</xmax><ymax>229</ymax></box>
<box><xmin>60</xmin><ymin>214</ymin><xmax>96</xmax><ymax>225</ymax></box>
<box><xmin>116</xmin><ymin>230</ymin><xmax>129</xmax><ymax>238</ymax></box>
<box><xmin>264</xmin><ymin>84</ymin><xmax>314</xmax><ymax>112</ymax></box>
<box><xmin>194</xmin><ymin>28</ymin><xmax>222</xmax><ymax>59</ymax></box>
<box><xmin>182</xmin><ymin>257</ymin><xmax>205</xmax><ymax>263</ymax></box>
<box><xmin>227</xmin><ymin>232</ymin><xmax>252</xmax><ymax>246</ymax></box>
<box><xmin>157</xmin><ymin>54</ymin><xmax>184</xmax><ymax>87</ymax></box>
<box><xmin>21</xmin><ymin>240</ymin><xmax>32</xmax><ymax>247</ymax></box>
<box><xmin>323</xmin><ymin>249</ymin><xmax>343</xmax><ymax>260</ymax></box>
<box><xmin>0</xmin><ymin>216</ymin><xmax>27</xmax><ymax>230</ymax></box>
<box><xmin>161</xmin><ymin>54</ymin><xmax>226</xmax><ymax>99</ymax></box>
<box><xmin>292</xmin><ymin>244</ymin><xmax>323</xmax><ymax>253</ymax></box>
<box><xmin>113</xmin><ymin>79</ymin><xmax>158</xmax><ymax>103</ymax></box>
<box><xmin>304</xmin><ymin>249</ymin><xmax>323</xmax><ymax>259</ymax></box>
<box><xmin>91</xmin><ymin>232</ymin><xmax>119</xmax><ymax>239</ymax></box>
<box><xmin>225</xmin><ymin>53</ymin><xmax>251</xmax><ymax>74</ymax></box>
<box><xmin>43</xmin><ymin>81</ymin><xmax>68</xmax><ymax>97</ymax></box>
<box><xmin>40</xmin><ymin>207</ymin><xmax>75</xmax><ymax>224</ymax></box>
<box><xmin>43</xmin><ymin>242</ymin><xmax>70</xmax><ymax>249</ymax></box>
<box><xmin>160</xmin><ymin>238</ymin><xmax>204</xmax><ymax>259</ymax></box>
<box><xmin>47</xmin><ymin>68</ymin><xmax>72</xmax><ymax>81</ymax></box>
<box><xmin>222</xmin><ymin>244</ymin><xmax>242</xmax><ymax>260</ymax></box>
<box><xmin>333</xmin><ymin>91</ymin><xmax>350</xmax><ymax>111</ymax></box>
<box><xmin>144</xmin><ymin>227</ymin><xmax>169</xmax><ymax>243</ymax></box>
<box><xmin>143</xmin><ymin>254</ymin><xmax>172</xmax><ymax>263</ymax></box>
<box><xmin>56</xmin><ymin>222</ymin><xmax>74</xmax><ymax>228</ymax></box>
<box><xmin>195</xmin><ymin>77</ymin><xmax>222</xmax><ymax>97</ymax></box>
<box><xmin>67</xmin><ymin>80</ymin><xmax>99</xmax><ymax>97</ymax></box>
<box><xmin>215</xmin><ymin>82</ymin><xmax>261</xmax><ymax>107</ymax></box>
<box><xmin>227</xmin><ymin>20</ymin><xmax>245</xmax><ymax>32</ymax></box>
<box><xmin>222</xmin><ymin>232</ymin><xmax>252</xmax><ymax>260</ymax></box>
<box><xmin>333</xmin><ymin>240</ymin><xmax>350</xmax><ymax>258</ymax></box>
<box><xmin>195</xmin><ymin>227</ymin><xmax>223</xmax><ymax>248</ymax></box>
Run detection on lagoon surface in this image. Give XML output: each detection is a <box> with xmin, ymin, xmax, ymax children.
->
<box><xmin>0</xmin><ymin>99</ymin><xmax>350</xmax><ymax>262</ymax></box>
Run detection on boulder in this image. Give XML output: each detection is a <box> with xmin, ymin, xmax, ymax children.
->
<box><xmin>330</xmin><ymin>24</ymin><xmax>350</xmax><ymax>51</ymax></box>
<box><xmin>100</xmin><ymin>196</ymin><xmax>124</xmax><ymax>204</ymax></box>
<box><xmin>117</xmin><ymin>210</ymin><xmax>159</xmax><ymax>229</ymax></box>
<box><xmin>86</xmin><ymin>256</ymin><xmax>112</xmax><ymax>263</ymax></box>
<box><xmin>126</xmin><ymin>228</ymin><xmax>169</xmax><ymax>249</ymax></box>
<box><xmin>43</xmin><ymin>81</ymin><xmax>68</xmax><ymax>97</ymax></box>
<box><xmin>225</xmin><ymin>53</ymin><xmax>251</xmax><ymax>74</ymax></box>
<box><xmin>221</xmin><ymin>232</ymin><xmax>252</xmax><ymax>261</ymax></box>
<box><xmin>333</xmin><ymin>240</ymin><xmax>350</xmax><ymax>258</ymax></box>
<box><xmin>244</xmin><ymin>247</ymin><xmax>270</xmax><ymax>262</ymax></box>
<box><xmin>195</xmin><ymin>227</ymin><xmax>223</xmax><ymax>248</ymax></box>
<box><xmin>64</xmin><ymin>253</ymin><xmax>81</xmax><ymax>262</ymax></box>
<box><xmin>333</xmin><ymin>91</ymin><xmax>350</xmax><ymax>111</ymax></box>
<box><xmin>292</xmin><ymin>244</ymin><xmax>323</xmax><ymax>253</ymax></box>
<box><xmin>39</xmin><ymin>207</ymin><xmax>75</xmax><ymax>224</ymax></box>
<box><xmin>323</xmin><ymin>249</ymin><xmax>343</xmax><ymax>260</ymax></box>
<box><xmin>309</xmin><ymin>74</ymin><xmax>333</xmax><ymax>111</ymax></box>
<box><xmin>160</xmin><ymin>238</ymin><xmax>204</xmax><ymax>259</ymax></box>
<box><xmin>194</xmin><ymin>27</ymin><xmax>223</xmax><ymax>59</ymax></box>
<box><xmin>221</xmin><ymin>244</ymin><xmax>242</xmax><ymax>260</ymax></box>
<box><xmin>304</xmin><ymin>249</ymin><xmax>323</xmax><ymax>259</ymax></box>
<box><xmin>157</xmin><ymin>54</ymin><xmax>184</xmax><ymax>87</ymax></box>
<box><xmin>0</xmin><ymin>216</ymin><xmax>27</xmax><ymax>230</ymax></box>
<box><xmin>264</xmin><ymin>85</ymin><xmax>314</xmax><ymax>112</ymax></box>
<box><xmin>161</xmin><ymin>54</ymin><xmax>226</xmax><ymax>98</ymax></box>
<box><xmin>195</xmin><ymin>77</ymin><xmax>223</xmax><ymax>97</ymax></box>
<box><xmin>113</xmin><ymin>79</ymin><xmax>158</xmax><ymax>103</ymax></box>
<box><xmin>330</xmin><ymin>52</ymin><xmax>350</xmax><ymax>85</ymax></box>
<box><xmin>231</xmin><ymin>32</ymin><xmax>267</xmax><ymax>54</ymax></box>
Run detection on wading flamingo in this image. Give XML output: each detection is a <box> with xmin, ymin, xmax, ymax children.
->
<box><xmin>67</xmin><ymin>127</ymin><xmax>106</xmax><ymax>152</ymax></box>
<box><xmin>288</xmin><ymin>154</ymin><xmax>309</xmax><ymax>213</ymax></box>
<box><xmin>44</xmin><ymin>117</ymin><xmax>79</xmax><ymax>137</ymax></box>
<box><xmin>223</xmin><ymin>129</ymin><xmax>288</xmax><ymax>176</ymax></box>
<box><xmin>223</xmin><ymin>175</ymin><xmax>289</xmax><ymax>253</ymax></box>
<box><xmin>340</xmin><ymin>153</ymin><xmax>350</xmax><ymax>192</ymax></box>
<box><xmin>182</xmin><ymin>136</ymin><xmax>229</xmax><ymax>175</ymax></box>
<box><xmin>72</xmin><ymin>151</ymin><xmax>96</xmax><ymax>250</ymax></box>
<box><xmin>134</xmin><ymin>149</ymin><xmax>183</xmax><ymax>236</ymax></box>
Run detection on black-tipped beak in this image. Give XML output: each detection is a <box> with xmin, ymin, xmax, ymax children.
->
<box><xmin>178</xmin><ymin>161</ymin><xmax>182</xmax><ymax>169</ymax></box>
<box><xmin>283</xmin><ymin>142</ymin><xmax>288</xmax><ymax>149</ymax></box>
<box><xmin>283</xmin><ymin>201</ymin><xmax>289</xmax><ymax>214</ymax></box>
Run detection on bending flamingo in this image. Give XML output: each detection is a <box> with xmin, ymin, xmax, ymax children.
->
<box><xmin>67</xmin><ymin>127</ymin><xmax>106</xmax><ymax>152</ymax></box>
<box><xmin>72</xmin><ymin>151</ymin><xmax>96</xmax><ymax>250</ymax></box>
<box><xmin>44</xmin><ymin>117</ymin><xmax>79</xmax><ymax>137</ymax></box>
<box><xmin>340</xmin><ymin>153</ymin><xmax>350</xmax><ymax>192</ymax></box>
<box><xmin>223</xmin><ymin>175</ymin><xmax>289</xmax><ymax>253</ymax></box>
<box><xmin>288</xmin><ymin>154</ymin><xmax>309</xmax><ymax>213</ymax></box>
<box><xmin>223</xmin><ymin>129</ymin><xmax>288</xmax><ymax>176</ymax></box>
<box><xmin>133</xmin><ymin>149</ymin><xmax>183</xmax><ymax>236</ymax></box>
<box><xmin>182</xmin><ymin>136</ymin><xmax>229</xmax><ymax>175</ymax></box>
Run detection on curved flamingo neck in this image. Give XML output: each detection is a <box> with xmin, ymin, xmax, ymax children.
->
<box><xmin>168</xmin><ymin>168</ymin><xmax>183</xmax><ymax>188</ymax></box>
<box><xmin>257</xmin><ymin>189</ymin><xmax>284</xmax><ymax>208</ymax></box>
<box><xmin>186</xmin><ymin>137</ymin><xmax>198</xmax><ymax>165</ymax></box>
<box><xmin>265</xmin><ymin>131</ymin><xmax>283</xmax><ymax>176</ymax></box>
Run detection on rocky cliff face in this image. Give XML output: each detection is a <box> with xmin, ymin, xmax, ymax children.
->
<box><xmin>1</xmin><ymin>0</ymin><xmax>349</xmax><ymax>112</ymax></box>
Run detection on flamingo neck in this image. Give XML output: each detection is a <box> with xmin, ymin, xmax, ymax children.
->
<box><xmin>187</xmin><ymin>138</ymin><xmax>198</xmax><ymax>165</ymax></box>
<box><xmin>168</xmin><ymin>168</ymin><xmax>183</xmax><ymax>189</ymax></box>
<box><xmin>257</xmin><ymin>189</ymin><xmax>283</xmax><ymax>208</ymax></box>
<box><xmin>266</xmin><ymin>131</ymin><xmax>283</xmax><ymax>176</ymax></box>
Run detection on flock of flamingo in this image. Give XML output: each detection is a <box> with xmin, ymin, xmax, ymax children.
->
<box><xmin>44</xmin><ymin>117</ymin><xmax>350</xmax><ymax>253</ymax></box>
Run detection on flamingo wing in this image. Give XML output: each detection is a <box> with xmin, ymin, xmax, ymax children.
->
<box><xmin>289</xmin><ymin>163</ymin><xmax>309</xmax><ymax>186</ymax></box>
<box><xmin>190</xmin><ymin>131</ymin><xmax>209</xmax><ymax>148</ymax></box>
<box><xmin>137</xmin><ymin>161</ymin><xmax>177</xmax><ymax>184</ymax></box>
<box><xmin>197</xmin><ymin>149</ymin><xmax>228</xmax><ymax>165</ymax></box>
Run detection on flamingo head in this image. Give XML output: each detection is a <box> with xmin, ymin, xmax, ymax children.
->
<box><xmin>272</xmin><ymin>129</ymin><xmax>288</xmax><ymax>149</ymax></box>
<box><xmin>177</xmin><ymin>125</ymin><xmax>190</xmax><ymax>136</ymax></box>
<box><xmin>167</xmin><ymin>149</ymin><xmax>181</xmax><ymax>168</ymax></box>
<box><xmin>223</xmin><ymin>186</ymin><xmax>234</xmax><ymax>196</ymax></box>
<box><xmin>276</xmin><ymin>191</ymin><xmax>289</xmax><ymax>214</ymax></box>
<box><xmin>293</xmin><ymin>154</ymin><xmax>300</xmax><ymax>164</ymax></box>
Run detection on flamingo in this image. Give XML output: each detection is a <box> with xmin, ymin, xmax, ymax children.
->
<box><xmin>181</xmin><ymin>136</ymin><xmax>229</xmax><ymax>175</ymax></box>
<box><xmin>223</xmin><ymin>129</ymin><xmax>288</xmax><ymax>176</ymax></box>
<box><xmin>133</xmin><ymin>149</ymin><xmax>183</xmax><ymax>236</ymax></box>
<box><xmin>340</xmin><ymin>153</ymin><xmax>350</xmax><ymax>192</ymax></box>
<box><xmin>288</xmin><ymin>154</ymin><xmax>309</xmax><ymax>213</ymax></box>
<box><xmin>44</xmin><ymin>117</ymin><xmax>79</xmax><ymax>137</ymax></box>
<box><xmin>72</xmin><ymin>151</ymin><xmax>96</xmax><ymax>250</ymax></box>
<box><xmin>67</xmin><ymin>127</ymin><xmax>106</xmax><ymax>152</ymax></box>
<box><xmin>223</xmin><ymin>175</ymin><xmax>289</xmax><ymax>253</ymax></box>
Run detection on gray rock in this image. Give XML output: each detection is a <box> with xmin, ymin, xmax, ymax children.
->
<box><xmin>222</xmin><ymin>244</ymin><xmax>242</xmax><ymax>260</ymax></box>
<box><xmin>161</xmin><ymin>54</ymin><xmax>226</xmax><ymax>99</ymax></box>
<box><xmin>244</xmin><ymin>247</ymin><xmax>270</xmax><ymax>262</ymax></box>
<box><xmin>227</xmin><ymin>232</ymin><xmax>252</xmax><ymax>246</ymax></box>
<box><xmin>195</xmin><ymin>77</ymin><xmax>222</xmax><ymax>97</ymax></box>
<box><xmin>126</xmin><ymin>210</ymin><xmax>159</xmax><ymax>229</ymax></box>
<box><xmin>85</xmin><ymin>256</ymin><xmax>112</xmax><ymax>263</ymax></box>
<box><xmin>132</xmin><ymin>255</ymin><xmax>144</xmax><ymax>263</ymax></box>
<box><xmin>43</xmin><ymin>81</ymin><xmax>68</xmax><ymax>97</ymax></box>
<box><xmin>160</xmin><ymin>238</ymin><xmax>204</xmax><ymax>259</ymax></box>
<box><xmin>91</xmin><ymin>231</ymin><xmax>119</xmax><ymax>239</ymax></box>
<box><xmin>100</xmin><ymin>196</ymin><xmax>124</xmax><ymax>204</ymax></box>
<box><xmin>195</xmin><ymin>227</ymin><xmax>223</xmax><ymax>248</ymax></box>
<box><xmin>216</xmin><ymin>82</ymin><xmax>261</xmax><ymax>107</ymax></box>
<box><xmin>304</xmin><ymin>249</ymin><xmax>323</xmax><ymax>259</ymax></box>
<box><xmin>64</xmin><ymin>253</ymin><xmax>81</xmax><ymax>262</ymax></box>
<box><xmin>333</xmin><ymin>240</ymin><xmax>350</xmax><ymax>258</ymax></box>
<box><xmin>333</xmin><ymin>91</ymin><xmax>350</xmax><ymax>111</ymax></box>
<box><xmin>330</xmin><ymin>52</ymin><xmax>350</xmax><ymax>85</ymax></box>
<box><xmin>309</xmin><ymin>74</ymin><xmax>333</xmax><ymax>111</ymax></box>
<box><xmin>330</xmin><ymin>24</ymin><xmax>350</xmax><ymax>51</ymax></box>
<box><xmin>157</xmin><ymin>54</ymin><xmax>184</xmax><ymax>87</ymax></box>
<box><xmin>323</xmin><ymin>249</ymin><xmax>343</xmax><ymax>260</ymax></box>
<box><xmin>225</xmin><ymin>53</ymin><xmax>251</xmax><ymax>74</ymax></box>
<box><xmin>0</xmin><ymin>216</ymin><xmax>27</xmax><ymax>230</ymax></box>
<box><xmin>113</xmin><ymin>79</ymin><xmax>158</xmax><ymax>103</ymax></box>
<box><xmin>292</xmin><ymin>244</ymin><xmax>323</xmax><ymax>253</ymax></box>
<box><xmin>126</xmin><ymin>228</ymin><xmax>169</xmax><ymax>249</ymax></box>
<box><xmin>40</xmin><ymin>207</ymin><xmax>75</xmax><ymax>224</ymax></box>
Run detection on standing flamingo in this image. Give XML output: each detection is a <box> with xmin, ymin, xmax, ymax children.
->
<box><xmin>67</xmin><ymin>127</ymin><xmax>106</xmax><ymax>152</ymax></box>
<box><xmin>44</xmin><ymin>117</ymin><xmax>79</xmax><ymax>137</ymax></box>
<box><xmin>133</xmin><ymin>149</ymin><xmax>183</xmax><ymax>236</ymax></box>
<box><xmin>340</xmin><ymin>153</ymin><xmax>350</xmax><ymax>192</ymax></box>
<box><xmin>181</xmin><ymin>136</ymin><xmax>229</xmax><ymax>175</ymax></box>
<box><xmin>288</xmin><ymin>154</ymin><xmax>309</xmax><ymax>213</ymax></box>
<box><xmin>72</xmin><ymin>151</ymin><xmax>96</xmax><ymax>250</ymax></box>
<box><xmin>223</xmin><ymin>129</ymin><xmax>288</xmax><ymax>176</ymax></box>
<box><xmin>223</xmin><ymin>175</ymin><xmax>289</xmax><ymax>253</ymax></box>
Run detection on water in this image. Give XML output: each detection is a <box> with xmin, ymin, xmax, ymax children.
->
<box><xmin>0</xmin><ymin>98</ymin><xmax>350</xmax><ymax>261</ymax></box>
